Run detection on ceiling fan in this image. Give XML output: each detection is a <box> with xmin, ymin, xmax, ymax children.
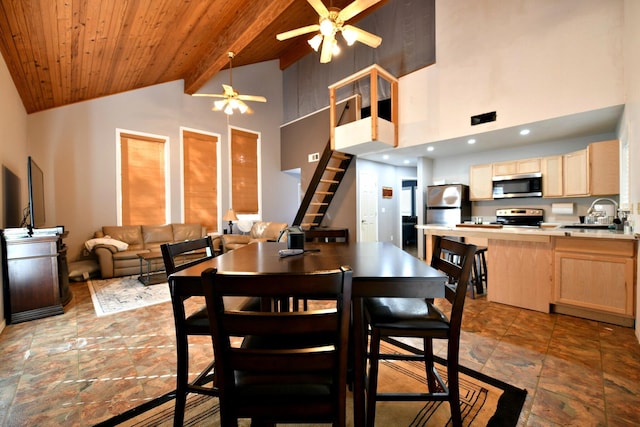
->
<box><xmin>276</xmin><ymin>0</ymin><xmax>382</xmax><ymax>63</ymax></box>
<box><xmin>192</xmin><ymin>52</ymin><xmax>267</xmax><ymax>115</ymax></box>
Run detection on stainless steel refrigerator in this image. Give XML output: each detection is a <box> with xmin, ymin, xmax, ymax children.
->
<box><xmin>426</xmin><ymin>184</ymin><xmax>471</xmax><ymax>226</ymax></box>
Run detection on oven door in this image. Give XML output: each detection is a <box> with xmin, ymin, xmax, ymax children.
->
<box><xmin>492</xmin><ymin>173</ymin><xmax>542</xmax><ymax>198</ymax></box>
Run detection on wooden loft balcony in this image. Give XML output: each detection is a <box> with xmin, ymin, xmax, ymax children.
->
<box><xmin>329</xmin><ymin>64</ymin><xmax>398</xmax><ymax>156</ymax></box>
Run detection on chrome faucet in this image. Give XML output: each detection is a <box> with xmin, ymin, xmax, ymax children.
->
<box><xmin>586</xmin><ymin>198</ymin><xmax>619</xmax><ymax>218</ymax></box>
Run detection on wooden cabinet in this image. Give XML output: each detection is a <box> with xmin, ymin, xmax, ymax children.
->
<box><xmin>1</xmin><ymin>231</ymin><xmax>67</xmax><ymax>323</ymax></box>
<box><xmin>469</xmin><ymin>163</ymin><xmax>493</xmax><ymax>200</ymax></box>
<box><xmin>554</xmin><ymin>237</ymin><xmax>635</xmax><ymax>323</ymax></box>
<box><xmin>488</xmin><ymin>238</ymin><xmax>553</xmax><ymax>313</ymax></box>
<box><xmin>589</xmin><ymin>139</ymin><xmax>619</xmax><ymax>196</ymax></box>
<box><xmin>563</xmin><ymin>148</ymin><xmax>589</xmax><ymax>196</ymax></box>
<box><xmin>493</xmin><ymin>158</ymin><xmax>540</xmax><ymax>176</ymax></box>
<box><xmin>541</xmin><ymin>155</ymin><xmax>564</xmax><ymax>197</ymax></box>
<box><xmin>469</xmin><ymin>140</ymin><xmax>619</xmax><ymax>199</ymax></box>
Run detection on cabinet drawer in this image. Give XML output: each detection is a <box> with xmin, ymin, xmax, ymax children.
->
<box><xmin>6</xmin><ymin>240</ymin><xmax>57</xmax><ymax>259</ymax></box>
<box><xmin>554</xmin><ymin>237</ymin><xmax>635</xmax><ymax>257</ymax></box>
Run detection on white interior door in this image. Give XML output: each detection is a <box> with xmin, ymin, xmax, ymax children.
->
<box><xmin>359</xmin><ymin>171</ymin><xmax>378</xmax><ymax>242</ymax></box>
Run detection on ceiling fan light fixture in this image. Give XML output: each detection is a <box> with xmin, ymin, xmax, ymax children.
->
<box><xmin>238</xmin><ymin>102</ymin><xmax>249</xmax><ymax>114</ymax></box>
<box><xmin>308</xmin><ymin>34</ymin><xmax>323</xmax><ymax>51</ymax></box>
<box><xmin>213</xmin><ymin>99</ymin><xmax>227</xmax><ymax>110</ymax></box>
<box><xmin>319</xmin><ymin>18</ymin><xmax>335</xmax><ymax>36</ymax></box>
<box><xmin>332</xmin><ymin>39</ymin><xmax>340</xmax><ymax>56</ymax></box>
<box><xmin>342</xmin><ymin>28</ymin><xmax>357</xmax><ymax>46</ymax></box>
<box><xmin>224</xmin><ymin>104</ymin><xmax>234</xmax><ymax>115</ymax></box>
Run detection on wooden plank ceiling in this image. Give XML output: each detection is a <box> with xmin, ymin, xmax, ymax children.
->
<box><xmin>0</xmin><ymin>0</ymin><xmax>387</xmax><ymax>114</ymax></box>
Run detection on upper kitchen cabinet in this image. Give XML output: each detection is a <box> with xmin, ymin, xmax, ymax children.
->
<box><xmin>563</xmin><ymin>148</ymin><xmax>589</xmax><ymax>197</ymax></box>
<box><xmin>588</xmin><ymin>139</ymin><xmax>619</xmax><ymax>196</ymax></box>
<box><xmin>541</xmin><ymin>155</ymin><xmax>564</xmax><ymax>197</ymax></box>
<box><xmin>562</xmin><ymin>140</ymin><xmax>619</xmax><ymax>197</ymax></box>
<box><xmin>469</xmin><ymin>164</ymin><xmax>494</xmax><ymax>201</ymax></box>
<box><xmin>493</xmin><ymin>158</ymin><xmax>541</xmax><ymax>176</ymax></box>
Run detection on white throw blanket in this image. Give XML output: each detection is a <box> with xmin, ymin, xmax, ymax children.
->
<box><xmin>84</xmin><ymin>237</ymin><xmax>129</xmax><ymax>252</ymax></box>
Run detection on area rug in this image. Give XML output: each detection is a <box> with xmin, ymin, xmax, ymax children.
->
<box><xmin>96</xmin><ymin>340</ymin><xmax>527</xmax><ymax>426</ymax></box>
<box><xmin>87</xmin><ymin>276</ymin><xmax>171</xmax><ymax>316</ymax></box>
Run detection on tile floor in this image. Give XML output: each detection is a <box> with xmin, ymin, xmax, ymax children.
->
<box><xmin>0</xmin><ymin>280</ymin><xmax>639</xmax><ymax>426</ymax></box>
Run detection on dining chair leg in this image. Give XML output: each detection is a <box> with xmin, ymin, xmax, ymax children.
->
<box><xmin>174</xmin><ymin>332</ymin><xmax>189</xmax><ymax>427</ymax></box>
<box><xmin>366</xmin><ymin>329</ymin><xmax>382</xmax><ymax>427</ymax></box>
<box><xmin>423</xmin><ymin>337</ymin><xmax>438</xmax><ymax>392</ymax></box>
<box><xmin>447</xmin><ymin>343</ymin><xmax>463</xmax><ymax>427</ymax></box>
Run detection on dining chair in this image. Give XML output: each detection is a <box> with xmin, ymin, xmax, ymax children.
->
<box><xmin>363</xmin><ymin>235</ymin><xmax>476</xmax><ymax>427</ymax></box>
<box><xmin>161</xmin><ymin>237</ymin><xmax>218</xmax><ymax>426</ymax></box>
<box><xmin>161</xmin><ymin>237</ymin><xmax>259</xmax><ymax>427</ymax></box>
<box><xmin>200</xmin><ymin>266</ymin><xmax>353</xmax><ymax>427</ymax></box>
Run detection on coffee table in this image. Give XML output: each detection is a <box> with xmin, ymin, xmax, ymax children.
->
<box><xmin>137</xmin><ymin>252</ymin><xmax>167</xmax><ymax>285</ymax></box>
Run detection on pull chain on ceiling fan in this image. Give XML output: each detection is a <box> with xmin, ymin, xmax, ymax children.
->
<box><xmin>192</xmin><ymin>52</ymin><xmax>267</xmax><ymax>115</ymax></box>
<box><xmin>276</xmin><ymin>0</ymin><xmax>382</xmax><ymax>63</ymax></box>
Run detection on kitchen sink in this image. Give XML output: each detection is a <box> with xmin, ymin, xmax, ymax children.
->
<box><xmin>561</xmin><ymin>224</ymin><xmax>613</xmax><ymax>230</ymax></box>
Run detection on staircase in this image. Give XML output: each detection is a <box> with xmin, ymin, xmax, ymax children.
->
<box><xmin>292</xmin><ymin>141</ymin><xmax>353</xmax><ymax>230</ymax></box>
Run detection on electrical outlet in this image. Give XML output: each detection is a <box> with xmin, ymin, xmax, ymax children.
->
<box><xmin>308</xmin><ymin>152</ymin><xmax>320</xmax><ymax>162</ymax></box>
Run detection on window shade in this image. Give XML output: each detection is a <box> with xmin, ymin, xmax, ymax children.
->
<box><xmin>120</xmin><ymin>133</ymin><xmax>166</xmax><ymax>225</ymax></box>
<box><xmin>230</xmin><ymin>128</ymin><xmax>259</xmax><ymax>214</ymax></box>
<box><xmin>183</xmin><ymin>130</ymin><xmax>219</xmax><ymax>232</ymax></box>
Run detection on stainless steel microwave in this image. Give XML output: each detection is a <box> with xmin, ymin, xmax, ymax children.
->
<box><xmin>492</xmin><ymin>173</ymin><xmax>542</xmax><ymax>198</ymax></box>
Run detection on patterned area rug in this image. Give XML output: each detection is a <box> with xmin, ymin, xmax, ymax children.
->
<box><xmin>87</xmin><ymin>275</ymin><xmax>170</xmax><ymax>316</ymax></box>
<box><xmin>98</xmin><ymin>340</ymin><xmax>527</xmax><ymax>426</ymax></box>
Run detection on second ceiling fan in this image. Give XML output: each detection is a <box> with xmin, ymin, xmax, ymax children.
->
<box><xmin>277</xmin><ymin>0</ymin><xmax>382</xmax><ymax>63</ymax></box>
<box><xmin>193</xmin><ymin>52</ymin><xmax>267</xmax><ymax>115</ymax></box>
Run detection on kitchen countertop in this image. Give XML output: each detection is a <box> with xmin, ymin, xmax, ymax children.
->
<box><xmin>416</xmin><ymin>224</ymin><xmax>638</xmax><ymax>241</ymax></box>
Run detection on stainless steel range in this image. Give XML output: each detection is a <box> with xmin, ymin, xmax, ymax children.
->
<box><xmin>493</xmin><ymin>208</ymin><xmax>544</xmax><ymax>227</ymax></box>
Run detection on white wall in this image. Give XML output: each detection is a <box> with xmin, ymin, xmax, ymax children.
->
<box><xmin>399</xmin><ymin>0</ymin><xmax>624</xmax><ymax>148</ymax></box>
<box><xmin>26</xmin><ymin>60</ymin><xmax>298</xmax><ymax>262</ymax></box>
<box><xmin>0</xmin><ymin>53</ymin><xmax>28</xmax><ymax>330</ymax></box>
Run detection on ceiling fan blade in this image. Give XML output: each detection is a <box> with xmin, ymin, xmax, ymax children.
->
<box><xmin>276</xmin><ymin>24</ymin><xmax>320</xmax><ymax>41</ymax></box>
<box><xmin>307</xmin><ymin>0</ymin><xmax>329</xmax><ymax>18</ymax></box>
<box><xmin>343</xmin><ymin>25</ymin><xmax>382</xmax><ymax>48</ymax></box>
<box><xmin>222</xmin><ymin>84</ymin><xmax>235</xmax><ymax>96</ymax></box>
<box><xmin>339</xmin><ymin>0</ymin><xmax>381</xmax><ymax>22</ymax></box>
<box><xmin>192</xmin><ymin>93</ymin><xmax>226</xmax><ymax>98</ymax></box>
<box><xmin>237</xmin><ymin>94</ymin><xmax>267</xmax><ymax>103</ymax></box>
<box><xmin>320</xmin><ymin>34</ymin><xmax>334</xmax><ymax>63</ymax></box>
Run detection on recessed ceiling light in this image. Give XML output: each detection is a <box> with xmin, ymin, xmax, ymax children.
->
<box><xmin>427</xmin><ymin>146</ymin><xmax>434</xmax><ymax>152</ymax></box>
<box><xmin>467</xmin><ymin>138</ymin><xmax>476</xmax><ymax>144</ymax></box>
<box><xmin>520</xmin><ymin>129</ymin><xmax>530</xmax><ymax>135</ymax></box>
<box><xmin>382</xmin><ymin>154</ymin><xmax>390</xmax><ymax>160</ymax></box>
<box><xmin>403</xmin><ymin>159</ymin><xmax>410</xmax><ymax>164</ymax></box>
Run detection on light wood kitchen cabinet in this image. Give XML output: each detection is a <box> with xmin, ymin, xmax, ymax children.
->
<box><xmin>563</xmin><ymin>148</ymin><xmax>589</xmax><ymax>196</ymax></box>
<box><xmin>488</xmin><ymin>238</ymin><xmax>553</xmax><ymax>313</ymax></box>
<box><xmin>469</xmin><ymin>163</ymin><xmax>493</xmax><ymax>200</ymax></box>
<box><xmin>493</xmin><ymin>158</ymin><xmax>541</xmax><ymax>176</ymax></box>
<box><xmin>589</xmin><ymin>139</ymin><xmax>619</xmax><ymax>196</ymax></box>
<box><xmin>541</xmin><ymin>155</ymin><xmax>563</xmax><ymax>197</ymax></box>
<box><xmin>553</xmin><ymin>237</ymin><xmax>635</xmax><ymax>323</ymax></box>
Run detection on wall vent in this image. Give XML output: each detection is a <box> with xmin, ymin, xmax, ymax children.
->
<box><xmin>471</xmin><ymin>111</ymin><xmax>497</xmax><ymax>126</ymax></box>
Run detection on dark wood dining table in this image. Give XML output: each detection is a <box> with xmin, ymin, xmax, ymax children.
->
<box><xmin>168</xmin><ymin>241</ymin><xmax>446</xmax><ymax>427</ymax></box>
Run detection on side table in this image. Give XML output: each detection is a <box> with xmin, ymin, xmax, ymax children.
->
<box><xmin>137</xmin><ymin>252</ymin><xmax>166</xmax><ymax>285</ymax></box>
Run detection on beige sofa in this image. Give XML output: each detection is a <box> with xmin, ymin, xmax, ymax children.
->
<box><xmin>221</xmin><ymin>221</ymin><xmax>288</xmax><ymax>253</ymax></box>
<box><xmin>90</xmin><ymin>223</ymin><xmax>210</xmax><ymax>279</ymax></box>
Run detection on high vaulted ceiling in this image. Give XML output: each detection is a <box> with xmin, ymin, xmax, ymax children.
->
<box><xmin>0</xmin><ymin>0</ymin><xmax>387</xmax><ymax>114</ymax></box>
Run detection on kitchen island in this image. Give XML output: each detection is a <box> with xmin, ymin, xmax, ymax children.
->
<box><xmin>417</xmin><ymin>224</ymin><xmax>638</xmax><ymax>327</ymax></box>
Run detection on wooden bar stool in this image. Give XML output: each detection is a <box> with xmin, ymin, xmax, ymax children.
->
<box><xmin>470</xmin><ymin>246</ymin><xmax>488</xmax><ymax>298</ymax></box>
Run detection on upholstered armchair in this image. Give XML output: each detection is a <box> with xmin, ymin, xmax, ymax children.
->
<box><xmin>221</xmin><ymin>221</ymin><xmax>288</xmax><ymax>253</ymax></box>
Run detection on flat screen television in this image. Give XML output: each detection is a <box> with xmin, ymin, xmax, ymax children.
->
<box><xmin>27</xmin><ymin>156</ymin><xmax>46</xmax><ymax>229</ymax></box>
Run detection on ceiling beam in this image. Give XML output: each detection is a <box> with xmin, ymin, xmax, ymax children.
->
<box><xmin>184</xmin><ymin>0</ymin><xmax>297</xmax><ymax>94</ymax></box>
